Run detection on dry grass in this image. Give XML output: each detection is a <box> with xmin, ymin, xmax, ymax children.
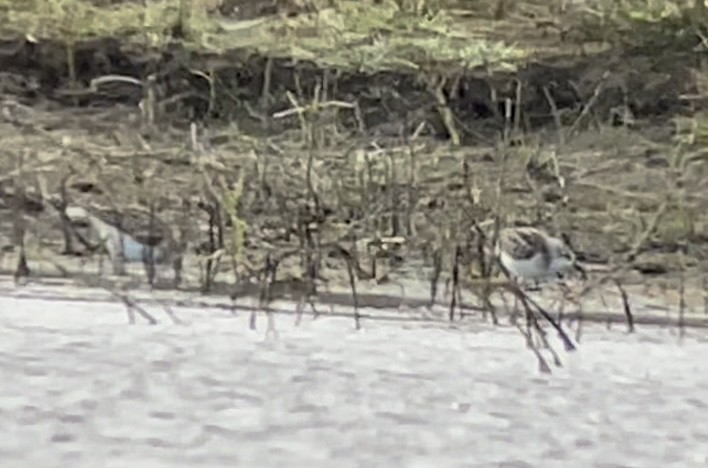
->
<box><xmin>1</xmin><ymin>0</ymin><xmax>702</xmax><ymax>75</ymax></box>
<box><xmin>0</xmin><ymin>0</ymin><xmax>522</xmax><ymax>72</ymax></box>
<box><xmin>0</xmin><ymin>0</ymin><xmax>707</xmax><ymax>334</ymax></box>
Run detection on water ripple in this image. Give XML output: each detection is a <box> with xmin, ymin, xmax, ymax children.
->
<box><xmin>0</xmin><ymin>296</ymin><xmax>706</xmax><ymax>467</ymax></box>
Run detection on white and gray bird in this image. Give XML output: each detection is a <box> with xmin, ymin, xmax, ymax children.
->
<box><xmin>493</xmin><ymin>226</ymin><xmax>586</xmax><ymax>287</ymax></box>
<box><xmin>35</xmin><ymin>174</ymin><xmax>176</xmax><ymax>281</ymax></box>
<box><xmin>64</xmin><ymin>205</ymin><xmax>171</xmax><ymax>276</ymax></box>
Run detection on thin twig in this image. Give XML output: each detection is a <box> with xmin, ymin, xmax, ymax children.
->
<box><xmin>614</xmin><ymin>279</ymin><xmax>635</xmax><ymax>333</ymax></box>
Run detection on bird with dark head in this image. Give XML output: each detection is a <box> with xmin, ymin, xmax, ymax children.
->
<box><xmin>494</xmin><ymin>226</ymin><xmax>586</xmax><ymax>288</ymax></box>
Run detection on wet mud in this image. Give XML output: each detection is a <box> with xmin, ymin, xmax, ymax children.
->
<box><xmin>0</xmin><ymin>6</ymin><xmax>706</xmax><ymax>328</ymax></box>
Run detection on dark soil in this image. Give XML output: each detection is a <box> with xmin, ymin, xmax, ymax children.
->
<box><xmin>0</xmin><ymin>13</ymin><xmax>706</xmax><ymax>312</ymax></box>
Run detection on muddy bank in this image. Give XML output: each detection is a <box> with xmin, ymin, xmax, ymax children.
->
<box><xmin>0</xmin><ymin>274</ymin><xmax>707</xmax><ymax>331</ymax></box>
<box><xmin>0</xmin><ymin>5</ymin><xmax>706</xmax><ymax>328</ymax></box>
<box><xmin>0</xmin><ymin>35</ymin><xmax>698</xmax><ymax>136</ymax></box>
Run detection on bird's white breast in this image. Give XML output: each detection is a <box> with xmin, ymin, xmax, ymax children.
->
<box><xmin>499</xmin><ymin>250</ymin><xmax>549</xmax><ymax>280</ymax></box>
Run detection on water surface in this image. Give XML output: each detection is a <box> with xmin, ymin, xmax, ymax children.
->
<box><xmin>0</xmin><ymin>294</ymin><xmax>706</xmax><ymax>467</ymax></box>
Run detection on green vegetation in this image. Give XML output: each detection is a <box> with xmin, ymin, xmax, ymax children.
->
<box><xmin>1</xmin><ymin>0</ymin><xmax>702</xmax><ymax>75</ymax></box>
<box><xmin>0</xmin><ymin>0</ymin><xmax>521</xmax><ymax>73</ymax></box>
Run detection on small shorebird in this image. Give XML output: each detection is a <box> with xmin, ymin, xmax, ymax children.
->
<box><xmin>64</xmin><ymin>205</ymin><xmax>172</xmax><ymax>277</ymax></box>
<box><xmin>35</xmin><ymin>174</ymin><xmax>178</xmax><ymax>285</ymax></box>
<box><xmin>494</xmin><ymin>226</ymin><xmax>586</xmax><ymax>288</ymax></box>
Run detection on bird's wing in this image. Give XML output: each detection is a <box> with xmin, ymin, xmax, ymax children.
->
<box><xmin>499</xmin><ymin>228</ymin><xmax>545</xmax><ymax>260</ymax></box>
<box><xmin>84</xmin><ymin>205</ymin><xmax>169</xmax><ymax>246</ymax></box>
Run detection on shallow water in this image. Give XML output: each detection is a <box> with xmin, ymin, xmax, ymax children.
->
<box><xmin>0</xmin><ymin>293</ymin><xmax>707</xmax><ymax>468</ymax></box>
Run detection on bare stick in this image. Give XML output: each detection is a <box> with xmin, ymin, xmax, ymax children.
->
<box><xmin>119</xmin><ymin>293</ymin><xmax>158</xmax><ymax>325</ymax></box>
<box><xmin>345</xmin><ymin>255</ymin><xmax>361</xmax><ymax>330</ymax></box>
<box><xmin>703</xmin><ymin>273</ymin><xmax>708</xmax><ymax>316</ymax></box>
<box><xmin>614</xmin><ymin>279</ymin><xmax>634</xmax><ymax>333</ymax></box>
<box><xmin>515</xmin><ymin>322</ymin><xmax>552</xmax><ymax>374</ymax></box>
<box><xmin>568</xmin><ymin>70</ymin><xmax>610</xmax><ymax>138</ymax></box>
<box><xmin>542</xmin><ymin>85</ymin><xmax>564</xmax><ymax>146</ymax></box>
<box><xmin>516</xmin><ymin>288</ymin><xmax>576</xmax><ymax>352</ymax></box>
<box><xmin>626</xmin><ymin>201</ymin><xmax>667</xmax><ymax>262</ymax></box>
<box><xmin>678</xmin><ymin>246</ymin><xmax>687</xmax><ymax>340</ymax></box>
<box><xmin>429</xmin><ymin>247</ymin><xmax>443</xmax><ymax>309</ymax></box>
<box><xmin>449</xmin><ymin>246</ymin><xmax>461</xmax><ymax>322</ymax></box>
<box><xmin>530</xmin><ymin>312</ymin><xmax>563</xmax><ymax>367</ymax></box>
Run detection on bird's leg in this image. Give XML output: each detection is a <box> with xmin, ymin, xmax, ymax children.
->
<box><xmin>111</xmin><ymin>234</ymin><xmax>126</xmax><ymax>276</ymax></box>
<box><xmin>524</xmin><ymin>278</ymin><xmax>542</xmax><ymax>292</ymax></box>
